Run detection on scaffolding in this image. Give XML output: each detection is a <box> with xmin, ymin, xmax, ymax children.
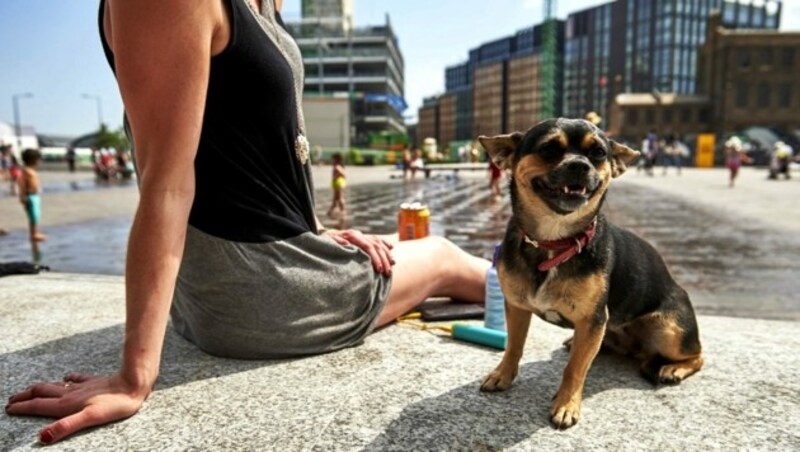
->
<box><xmin>540</xmin><ymin>0</ymin><xmax>557</xmax><ymax>119</ymax></box>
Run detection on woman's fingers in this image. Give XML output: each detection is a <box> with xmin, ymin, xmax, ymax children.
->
<box><xmin>6</xmin><ymin>374</ymin><xmax>147</xmax><ymax>445</ymax></box>
<box><xmin>64</xmin><ymin>373</ymin><xmax>95</xmax><ymax>383</ymax></box>
<box><xmin>8</xmin><ymin>383</ymin><xmax>68</xmax><ymax>403</ymax></box>
<box><xmin>39</xmin><ymin>405</ymin><xmax>114</xmax><ymax>445</ymax></box>
<box><xmin>326</xmin><ymin>229</ymin><xmax>395</xmax><ymax>276</ymax></box>
<box><xmin>358</xmin><ymin>233</ymin><xmax>393</xmax><ymax>276</ymax></box>
<box><xmin>5</xmin><ymin>396</ymin><xmax>73</xmax><ymax>418</ymax></box>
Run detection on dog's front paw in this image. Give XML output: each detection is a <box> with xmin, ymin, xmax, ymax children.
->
<box><xmin>550</xmin><ymin>392</ymin><xmax>582</xmax><ymax>429</ymax></box>
<box><xmin>480</xmin><ymin>364</ymin><xmax>518</xmax><ymax>392</ymax></box>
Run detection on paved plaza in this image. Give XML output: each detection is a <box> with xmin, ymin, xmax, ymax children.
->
<box><xmin>1</xmin><ymin>165</ymin><xmax>799</xmax><ymax>450</ymax></box>
<box><xmin>1</xmin><ymin>165</ymin><xmax>798</xmax><ymax>319</ymax></box>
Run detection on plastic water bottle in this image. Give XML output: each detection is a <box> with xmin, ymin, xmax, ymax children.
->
<box><xmin>484</xmin><ymin>244</ymin><xmax>506</xmax><ymax>331</ymax></box>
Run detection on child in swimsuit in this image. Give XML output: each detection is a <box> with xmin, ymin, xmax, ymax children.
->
<box><xmin>327</xmin><ymin>152</ymin><xmax>347</xmax><ymax>220</ymax></box>
<box><xmin>18</xmin><ymin>149</ymin><xmax>46</xmax><ymax>262</ymax></box>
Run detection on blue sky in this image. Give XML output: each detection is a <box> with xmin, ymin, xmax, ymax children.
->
<box><xmin>1</xmin><ymin>0</ymin><xmax>799</xmax><ymax>136</ymax></box>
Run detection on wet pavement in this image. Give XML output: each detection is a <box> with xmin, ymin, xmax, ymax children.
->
<box><xmin>1</xmin><ymin>174</ymin><xmax>798</xmax><ymax>320</ymax></box>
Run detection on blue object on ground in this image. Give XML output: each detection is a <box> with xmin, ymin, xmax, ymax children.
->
<box><xmin>451</xmin><ymin>324</ymin><xmax>507</xmax><ymax>350</ymax></box>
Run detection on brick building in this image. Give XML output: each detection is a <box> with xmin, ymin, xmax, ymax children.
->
<box><xmin>698</xmin><ymin>13</ymin><xmax>800</xmax><ymax>135</ymax></box>
<box><xmin>609</xmin><ymin>12</ymin><xmax>800</xmax><ymax>143</ymax></box>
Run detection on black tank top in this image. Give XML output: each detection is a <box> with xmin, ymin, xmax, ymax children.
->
<box><xmin>98</xmin><ymin>0</ymin><xmax>316</xmax><ymax>242</ymax></box>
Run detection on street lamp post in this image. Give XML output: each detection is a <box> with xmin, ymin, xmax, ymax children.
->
<box><xmin>12</xmin><ymin>92</ymin><xmax>34</xmax><ymax>152</ymax></box>
<box><xmin>82</xmin><ymin>93</ymin><xmax>104</xmax><ymax>130</ymax></box>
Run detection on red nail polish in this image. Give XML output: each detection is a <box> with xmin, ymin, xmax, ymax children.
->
<box><xmin>40</xmin><ymin>429</ymin><xmax>54</xmax><ymax>444</ymax></box>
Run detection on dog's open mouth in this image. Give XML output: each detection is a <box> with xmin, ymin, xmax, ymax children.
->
<box><xmin>533</xmin><ymin>179</ymin><xmax>594</xmax><ymax>199</ymax></box>
<box><xmin>531</xmin><ymin>177</ymin><xmax>599</xmax><ymax>213</ymax></box>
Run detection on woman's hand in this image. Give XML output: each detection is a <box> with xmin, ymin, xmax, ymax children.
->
<box><xmin>5</xmin><ymin>372</ymin><xmax>149</xmax><ymax>445</ymax></box>
<box><xmin>323</xmin><ymin>229</ymin><xmax>395</xmax><ymax>276</ymax></box>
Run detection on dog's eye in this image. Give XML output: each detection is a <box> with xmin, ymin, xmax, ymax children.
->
<box><xmin>588</xmin><ymin>147</ymin><xmax>607</xmax><ymax>160</ymax></box>
<box><xmin>539</xmin><ymin>144</ymin><xmax>563</xmax><ymax>161</ymax></box>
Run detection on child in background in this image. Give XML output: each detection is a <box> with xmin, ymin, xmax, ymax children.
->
<box><xmin>8</xmin><ymin>153</ymin><xmax>21</xmax><ymax>195</ymax></box>
<box><xmin>725</xmin><ymin>136</ymin><xmax>751</xmax><ymax>188</ymax></box>
<box><xmin>327</xmin><ymin>152</ymin><xmax>347</xmax><ymax>220</ymax></box>
<box><xmin>488</xmin><ymin>159</ymin><xmax>503</xmax><ymax>200</ymax></box>
<box><xmin>18</xmin><ymin>149</ymin><xmax>46</xmax><ymax>262</ymax></box>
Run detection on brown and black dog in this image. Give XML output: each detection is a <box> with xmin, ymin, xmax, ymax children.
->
<box><xmin>478</xmin><ymin>118</ymin><xmax>703</xmax><ymax>429</ymax></box>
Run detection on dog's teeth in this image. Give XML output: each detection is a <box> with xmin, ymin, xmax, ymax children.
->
<box><xmin>580</xmin><ymin>188</ymin><xmax>587</xmax><ymax>195</ymax></box>
<box><xmin>563</xmin><ymin>186</ymin><xmax>569</xmax><ymax>194</ymax></box>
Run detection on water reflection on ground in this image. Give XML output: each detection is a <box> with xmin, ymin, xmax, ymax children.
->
<box><xmin>2</xmin><ymin>177</ymin><xmax>799</xmax><ymax>320</ymax></box>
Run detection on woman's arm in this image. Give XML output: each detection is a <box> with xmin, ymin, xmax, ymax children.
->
<box><xmin>5</xmin><ymin>0</ymin><xmax>228</xmax><ymax>444</ymax></box>
<box><xmin>114</xmin><ymin>0</ymin><xmax>220</xmax><ymax>396</ymax></box>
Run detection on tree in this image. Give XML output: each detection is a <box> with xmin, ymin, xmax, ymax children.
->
<box><xmin>92</xmin><ymin>124</ymin><xmax>130</xmax><ymax>150</ymax></box>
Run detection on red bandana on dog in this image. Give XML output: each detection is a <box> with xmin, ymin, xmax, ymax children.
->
<box><xmin>519</xmin><ymin>218</ymin><xmax>597</xmax><ymax>272</ymax></box>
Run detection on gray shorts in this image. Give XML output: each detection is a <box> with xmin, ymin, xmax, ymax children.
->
<box><xmin>171</xmin><ymin>226</ymin><xmax>391</xmax><ymax>359</ymax></box>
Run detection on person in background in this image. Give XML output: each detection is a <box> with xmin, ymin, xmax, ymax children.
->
<box><xmin>66</xmin><ymin>146</ymin><xmax>77</xmax><ymax>172</ymax></box>
<box><xmin>5</xmin><ymin>0</ymin><xmax>490</xmax><ymax>444</ymax></box>
<box><xmin>18</xmin><ymin>148</ymin><xmax>47</xmax><ymax>262</ymax></box>
<box><xmin>401</xmin><ymin>147</ymin><xmax>412</xmax><ymax>180</ymax></box>
<box><xmin>661</xmin><ymin>135</ymin><xmax>684</xmax><ymax>176</ymax></box>
<box><xmin>327</xmin><ymin>152</ymin><xmax>347</xmax><ymax>220</ymax></box>
<box><xmin>488</xmin><ymin>159</ymin><xmax>503</xmax><ymax>201</ymax></box>
<box><xmin>410</xmin><ymin>148</ymin><xmax>424</xmax><ymax>179</ymax></box>
<box><xmin>644</xmin><ymin>130</ymin><xmax>659</xmax><ymax>176</ymax></box>
<box><xmin>0</xmin><ymin>144</ymin><xmax>10</xmax><ymax>184</ymax></box>
<box><xmin>584</xmin><ymin>111</ymin><xmax>602</xmax><ymax>129</ymax></box>
<box><xmin>725</xmin><ymin>136</ymin><xmax>751</xmax><ymax>188</ymax></box>
<box><xmin>768</xmin><ymin>141</ymin><xmax>793</xmax><ymax>180</ymax></box>
<box><xmin>8</xmin><ymin>153</ymin><xmax>22</xmax><ymax>195</ymax></box>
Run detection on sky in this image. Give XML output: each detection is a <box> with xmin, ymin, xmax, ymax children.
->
<box><xmin>0</xmin><ymin>0</ymin><xmax>799</xmax><ymax>136</ymax></box>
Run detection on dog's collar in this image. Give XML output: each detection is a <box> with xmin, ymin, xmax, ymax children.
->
<box><xmin>518</xmin><ymin>217</ymin><xmax>598</xmax><ymax>272</ymax></box>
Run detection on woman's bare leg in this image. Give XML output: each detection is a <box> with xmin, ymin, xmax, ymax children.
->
<box><xmin>375</xmin><ymin>236</ymin><xmax>490</xmax><ymax>326</ymax></box>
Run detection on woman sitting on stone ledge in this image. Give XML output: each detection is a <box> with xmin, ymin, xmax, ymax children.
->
<box><xmin>5</xmin><ymin>0</ymin><xmax>489</xmax><ymax>444</ymax></box>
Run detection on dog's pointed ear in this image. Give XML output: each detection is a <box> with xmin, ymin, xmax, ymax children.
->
<box><xmin>609</xmin><ymin>140</ymin><xmax>640</xmax><ymax>178</ymax></box>
<box><xmin>478</xmin><ymin>132</ymin><xmax>524</xmax><ymax>169</ymax></box>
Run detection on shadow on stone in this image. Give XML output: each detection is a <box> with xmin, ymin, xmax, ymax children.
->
<box><xmin>364</xmin><ymin>347</ymin><xmax>649</xmax><ymax>451</ymax></box>
<box><xmin>2</xmin><ymin>324</ymin><xmax>291</xmax><ymax>394</ymax></box>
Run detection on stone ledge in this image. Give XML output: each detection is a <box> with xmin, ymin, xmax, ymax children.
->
<box><xmin>2</xmin><ymin>273</ymin><xmax>798</xmax><ymax>450</ymax></box>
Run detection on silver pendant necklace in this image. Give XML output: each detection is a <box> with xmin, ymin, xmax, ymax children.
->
<box><xmin>244</xmin><ymin>0</ymin><xmax>309</xmax><ymax>165</ymax></box>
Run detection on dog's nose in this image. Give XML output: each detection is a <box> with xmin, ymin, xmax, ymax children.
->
<box><xmin>565</xmin><ymin>160</ymin><xmax>592</xmax><ymax>175</ymax></box>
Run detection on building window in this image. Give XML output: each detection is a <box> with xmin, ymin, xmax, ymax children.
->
<box><xmin>761</xmin><ymin>47</ymin><xmax>773</xmax><ymax>66</ymax></box>
<box><xmin>699</xmin><ymin>108</ymin><xmax>710</xmax><ymax>123</ymax></box>
<box><xmin>738</xmin><ymin>49</ymin><xmax>751</xmax><ymax>67</ymax></box>
<box><xmin>645</xmin><ymin>109</ymin><xmax>655</xmax><ymax>125</ymax></box>
<box><xmin>782</xmin><ymin>47</ymin><xmax>795</xmax><ymax>69</ymax></box>
<box><xmin>758</xmin><ymin>83</ymin><xmax>770</xmax><ymax>108</ymax></box>
<box><xmin>681</xmin><ymin>107</ymin><xmax>691</xmax><ymax>122</ymax></box>
<box><xmin>628</xmin><ymin>109</ymin><xmax>639</xmax><ymax>125</ymax></box>
<box><xmin>662</xmin><ymin>108</ymin><xmax>673</xmax><ymax>123</ymax></box>
<box><xmin>736</xmin><ymin>82</ymin><xmax>749</xmax><ymax>108</ymax></box>
<box><xmin>779</xmin><ymin>83</ymin><xmax>791</xmax><ymax>108</ymax></box>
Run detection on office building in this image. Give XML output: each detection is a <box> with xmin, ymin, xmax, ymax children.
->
<box><xmin>287</xmin><ymin>0</ymin><xmax>407</xmax><ymax>148</ymax></box>
<box><xmin>563</xmin><ymin>0</ymin><xmax>782</xmax><ymax>121</ymax></box>
<box><xmin>419</xmin><ymin>21</ymin><xmax>564</xmax><ymax>149</ymax></box>
<box><xmin>701</xmin><ymin>11</ymin><xmax>799</xmax><ymax>136</ymax></box>
<box><xmin>416</xmin><ymin>96</ymin><xmax>439</xmax><ymax>149</ymax></box>
<box><xmin>609</xmin><ymin>10</ymin><xmax>799</xmax><ymax>141</ymax></box>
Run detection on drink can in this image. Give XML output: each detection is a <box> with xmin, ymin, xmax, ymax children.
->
<box><xmin>398</xmin><ymin>203</ymin><xmax>414</xmax><ymax>241</ymax></box>
<box><xmin>398</xmin><ymin>202</ymin><xmax>430</xmax><ymax>240</ymax></box>
<box><xmin>415</xmin><ymin>204</ymin><xmax>430</xmax><ymax>239</ymax></box>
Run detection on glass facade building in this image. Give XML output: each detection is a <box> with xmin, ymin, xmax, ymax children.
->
<box><xmin>563</xmin><ymin>0</ymin><xmax>782</xmax><ymax>120</ymax></box>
